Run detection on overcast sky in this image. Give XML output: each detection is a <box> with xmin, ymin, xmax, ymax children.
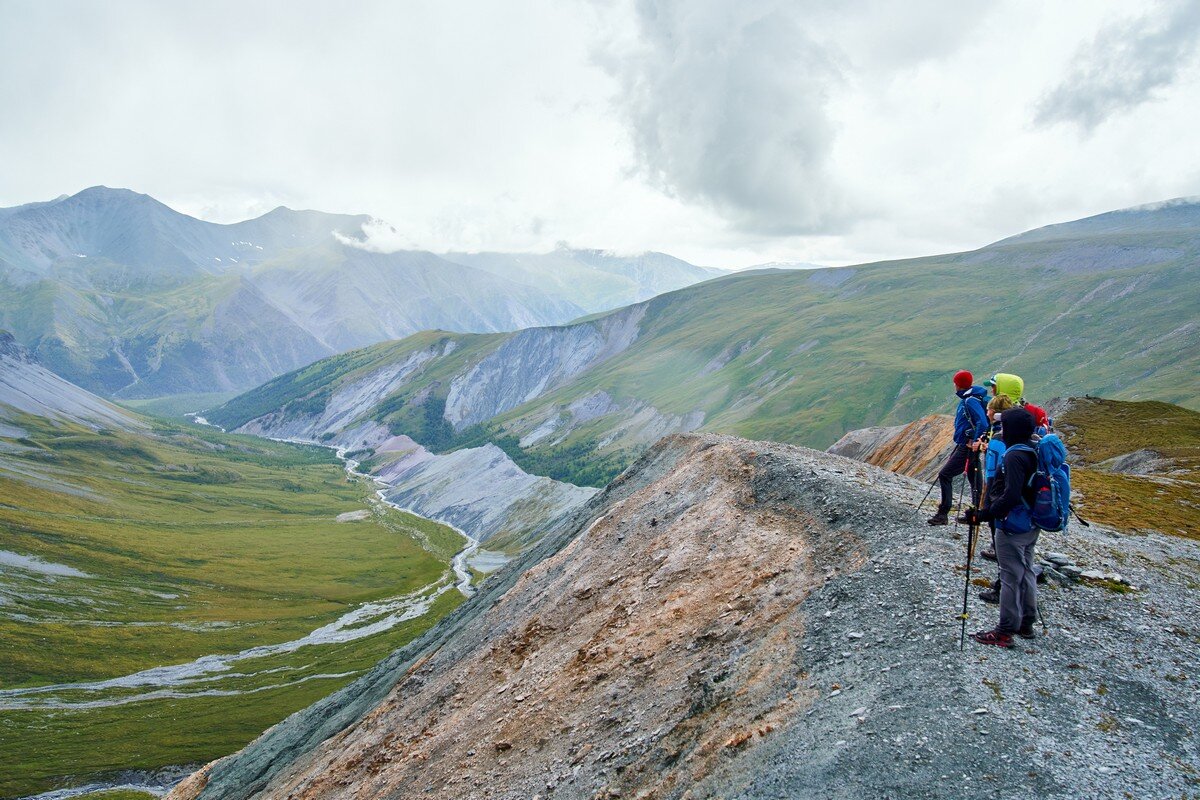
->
<box><xmin>1</xmin><ymin>0</ymin><xmax>1198</xmax><ymax>267</ymax></box>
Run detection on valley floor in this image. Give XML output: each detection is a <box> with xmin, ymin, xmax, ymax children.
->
<box><xmin>0</xmin><ymin>420</ymin><xmax>468</xmax><ymax>799</ymax></box>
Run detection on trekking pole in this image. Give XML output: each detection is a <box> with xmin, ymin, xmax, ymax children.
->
<box><xmin>1069</xmin><ymin>503</ymin><xmax>1091</xmax><ymax>528</ymax></box>
<box><xmin>959</xmin><ymin>512</ymin><xmax>976</xmax><ymax>650</ymax></box>
<box><xmin>958</xmin><ymin>448</ymin><xmax>983</xmax><ymax>650</ymax></box>
<box><xmin>916</xmin><ymin>475</ymin><xmax>938</xmax><ymax>514</ymax></box>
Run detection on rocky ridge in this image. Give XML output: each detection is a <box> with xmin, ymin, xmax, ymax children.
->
<box><xmin>371</xmin><ymin>435</ymin><xmax>598</xmax><ymax>548</ymax></box>
<box><xmin>826</xmin><ymin>413</ymin><xmax>953</xmax><ymax>482</ymax></box>
<box><xmin>236</xmin><ymin>411</ymin><xmax>595</xmax><ymax>548</ymax></box>
<box><xmin>169</xmin><ymin>433</ymin><xmax>1200</xmax><ymax>799</ymax></box>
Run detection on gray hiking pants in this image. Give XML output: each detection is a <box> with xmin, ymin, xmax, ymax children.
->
<box><xmin>996</xmin><ymin>527</ymin><xmax>1039</xmax><ymax>634</ymax></box>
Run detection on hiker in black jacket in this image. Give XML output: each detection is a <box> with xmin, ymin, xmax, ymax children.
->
<box><xmin>965</xmin><ymin>407</ymin><xmax>1039</xmax><ymax>647</ymax></box>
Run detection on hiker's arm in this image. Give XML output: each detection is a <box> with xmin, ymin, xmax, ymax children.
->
<box><xmin>979</xmin><ymin>452</ymin><xmax>1029</xmax><ymax>521</ymax></box>
<box><xmin>969</xmin><ymin>399</ymin><xmax>988</xmax><ymax>443</ymax></box>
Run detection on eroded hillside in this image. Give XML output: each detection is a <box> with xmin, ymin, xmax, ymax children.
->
<box><xmin>171</xmin><ymin>434</ymin><xmax>1200</xmax><ymax>800</ymax></box>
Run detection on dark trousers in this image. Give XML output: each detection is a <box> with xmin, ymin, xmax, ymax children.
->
<box><xmin>996</xmin><ymin>528</ymin><xmax>1039</xmax><ymax>633</ymax></box>
<box><xmin>936</xmin><ymin>444</ymin><xmax>979</xmax><ymax>515</ymax></box>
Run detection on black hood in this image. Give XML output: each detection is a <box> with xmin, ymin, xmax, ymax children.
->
<box><xmin>1000</xmin><ymin>407</ymin><xmax>1035</xmax><ymax>445</ymax></box>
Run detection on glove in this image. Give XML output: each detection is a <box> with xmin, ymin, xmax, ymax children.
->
<box><xmin>963</xmin><ymin>508</ymin><xmax>984</xmax><ymax>525</ymax></box>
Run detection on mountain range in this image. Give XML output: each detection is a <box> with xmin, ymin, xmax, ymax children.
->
<box><xmin>0</xmin><ymin>188</ymin><xmax>720</xmax><ymax>398</ymax></box>
<box><xmin>206</xmin><ymin>196</ymin><xmax>1200</xmax><ymax>487</ymax></box>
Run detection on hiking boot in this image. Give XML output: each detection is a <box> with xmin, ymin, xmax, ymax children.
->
<box><xmin>1017</xmin><ymin>622</ymin><xmax>1037</xmax><ymax>639</ymax></box>
<box><xmin>926</xmin><ymin>512</ymin><xmax>949</xmax><ymax>526</ymax></box>
<box><xmin>972</xmin><ymin>629</ymin><xmax>1014</xmax><ymax>648</ymax></box>
<box><xmin>955</xmin><ymin>513</ymin><xmax>974</xmax><ymax>524</ymax></box>
<box><xmin>979</xmin><ymin>587</ymin><xmax>1000</xmax><ymax>604</ymax></box>
<box><xmin>981</xmin><ymin>547</ymin><xmax>997</xmax><ymax>562</ymax></box>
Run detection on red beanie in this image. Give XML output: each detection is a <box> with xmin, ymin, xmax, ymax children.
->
<box><xmin>953</xmin><ymin>370</ymin><xmax>973</xmax><ymax>391</ymax></box>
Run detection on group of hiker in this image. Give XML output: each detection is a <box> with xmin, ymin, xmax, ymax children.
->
<box><xmin>930</xmin><ymin>369</ymin><xmax>1063</xmax><ymax>649</ymax></box>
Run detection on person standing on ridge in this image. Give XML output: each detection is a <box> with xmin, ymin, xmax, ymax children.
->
<box><xmin>928</xmin><ymin>370</ymin><xmax>988</xmax><ymax>526</ymax></box>
<box><xmin>988</xmin><ymin>373</ymin><xmax>1024</xmax><ymax>405</ymax></box>
<box><xmin>966</xmin><ymin>406</ymin><xmax>1041</xmax><ymax>647</ymax></box>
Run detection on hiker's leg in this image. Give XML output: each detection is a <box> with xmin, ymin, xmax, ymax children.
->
<box><xmin>1020</xmin><ymin>532</ymin><xmax>1040</xmax><ymax>623</ymax></box>
<box><xmin>937</xmin><ymin>445</ymin><xmax>967</xmax><ymax>515</ymax></box>
<box><xmin>995</xmin><ymin>532</ymin><xmax>1022</xmax><ymax>634</ymax></box>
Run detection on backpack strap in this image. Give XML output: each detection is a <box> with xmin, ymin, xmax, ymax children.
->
<box><xmin>1002</xmin><ymin>443</ymin><xmax>1036</xmax><ymax>481</ymax></box>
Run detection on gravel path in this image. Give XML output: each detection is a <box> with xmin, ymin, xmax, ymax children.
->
<box><xmin>717</xmin><ymin>446</ymin><xmax>1200</xmax><ymax>799</ymax></box>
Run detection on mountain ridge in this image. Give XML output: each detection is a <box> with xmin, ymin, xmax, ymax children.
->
<box><xmin>206</xmin><ymin>195</ymin><xmax>1200</xmax><ymax>493</ymax></box>
<box><xmin>0</xmin><ymin>188</ymin><xmax>720</xmax><ymax>398</ymax></box>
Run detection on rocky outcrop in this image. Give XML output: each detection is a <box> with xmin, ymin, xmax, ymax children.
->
<box><xmin>444</xmin><ymin>305</ymin><xmax>646</xmax><ymax>430</ymax></box>
<box><xmin>516</xmin><ymin>390</ymin><xmax>706</xmax><ymax>453</ymax></box>
<box><xmin>169</xmin><ymin>433</ymin><xmax>1200</xmax><ymax>799</ymax></box>
<box><xmin>234</xmin><ymin>344</ymin><xmax>449</xmax><ymax>442</ymax></box>
<box><xmin>372</xmin><ymin>436</ymin><xmax>597</xmax><ymax>546</ymax></box>
<box><xmin>826</xmin><ymin>413</ymin><xmax>953</xmax><ymax>482</ymax></box>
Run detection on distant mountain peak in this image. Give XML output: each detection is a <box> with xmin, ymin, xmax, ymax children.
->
<box><xmin>993</xmin><ymin>194</ymin><xmax>1200</xmax><ymax>247</ymax></box>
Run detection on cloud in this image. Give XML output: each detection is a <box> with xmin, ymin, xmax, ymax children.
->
<box><xmin>2</xmin><ymin>1</ymin><xmax>1199</xmax><ymax>269</ymax></box>
<box><xmin>1033</xmin><ymin>0</ymin><xmax>1200</xmax><ymax>132</ymax></box>
<box><xmin>599</xmin><ymin>1</ymin><xmax>852</xmax><ymax>236</ymax></box>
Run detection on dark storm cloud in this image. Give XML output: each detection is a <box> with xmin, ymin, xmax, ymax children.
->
<box><xmin>600</xmin><ymin>1</ymin><xmax>853</xmax><ymax>236</ymax></box>
<box><xmin>1033</xmin><ymin>0</ymin><xmax>1200</xmax><ymax>132</ymax></box>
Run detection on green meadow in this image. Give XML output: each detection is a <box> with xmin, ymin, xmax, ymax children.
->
<box><xmin>0</xmin><ymin>414</ymin><xmax>464</xmax><ymax>798</ymax></box>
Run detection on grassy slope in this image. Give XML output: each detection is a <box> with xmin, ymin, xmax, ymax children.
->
<box><xmin>478</xmin><ymin>239</ymin><xmax>1198</xmax><ymax>482</ymax></box>
<box><xmin>204</xmin><ymin>226</ymin><xmax>1199</xmax><ymax>490</ymax></box>
<box><xmin>1056</xmin><ymin>398</ymin><xmax>1200</xmax><ymax>540</ymax></box>
<box><xmin>0</xmin><ymin>413</ymin><xmax>464</xmax><ymax>797</ymax></box>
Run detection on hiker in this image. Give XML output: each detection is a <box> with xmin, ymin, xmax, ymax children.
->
<box><xmin>928</xmin><ymin>370</ymin><xmax>988</xmax><ymax>526</ymax></box>
<box><xmin>985</xmin><ymin>372</ymin><xmax>1050</xmax><ymax>431</ymax></box>
<box><xmin>1022</xmin><ymin>398</ymin><xmax>1050</xmax><ymax>431</ymax></box>
<box><xmin>965</xmin><ymin>407</ymin><xmax>1040</xmax><ymax>646</ymax></box>
<box><xmin>986</xmin><ymin>373</ymin><xmax>1024</xmax><ymax>405</ymax></box>
<box><xmin>976</xmin><ymin>399</ymin><xmax>1011</xmax><ymax>602</ymax></box>
<box><xmin>986</xmin><ymin>391</ymin><xmax>1015</xmax><ymax>424</ymax></box>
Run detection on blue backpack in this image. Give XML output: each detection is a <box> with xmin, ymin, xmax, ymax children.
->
<box><xmin>1000</xmin><ymin>434</ymin><xmax>1071</xmax><ymax>534</ymax></box>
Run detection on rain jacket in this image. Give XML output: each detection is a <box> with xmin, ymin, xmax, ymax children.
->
<box><xmin>953</xmin><ymin>386</ymin><xmax>989</xmax><ymax>445</ymax></box>
<box><xmin>993</xmin><ymin>373</ymin><xmax>1024</xmax><ymax>404</ymax></box>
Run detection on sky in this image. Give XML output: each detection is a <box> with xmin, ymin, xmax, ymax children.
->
<box><xmin>1</xmin><ymin>0</ymin><xmax>1198</xmax><ymax>268</ymax></box>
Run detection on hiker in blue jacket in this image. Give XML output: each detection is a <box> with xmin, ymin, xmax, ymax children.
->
<box><xmin>928</xmin><ymin>370</ymin><xmax>989</xmax><ymax>526</ymax></box>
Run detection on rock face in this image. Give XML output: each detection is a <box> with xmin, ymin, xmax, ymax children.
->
<box><xmin>0</xmin><ymin>331</ymin><xmax>143</xmax><ymax>431</ymax></box>
<box><xmin>444</xmin><ymin>305</ymin><xmax>646</xmax><ymax>430</ymax></box>
<box><xmin>373</xmin><ymin>436</ymin><xmax>597</xmax><ymax>546</ymax></box>
<box><xmin>223</xmin><ymin>333</ymin><xmax>605</xmax><ymax>547</ymax></box>
<box><xmin>826</xmin><ymin>414</ymin><xmax>953</xmax><ymax>482</ymax></box>
<box><xmin>169</xmin><ymin>433</ymin><xmax>1200</xmax><ymax>800</ymax></box>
